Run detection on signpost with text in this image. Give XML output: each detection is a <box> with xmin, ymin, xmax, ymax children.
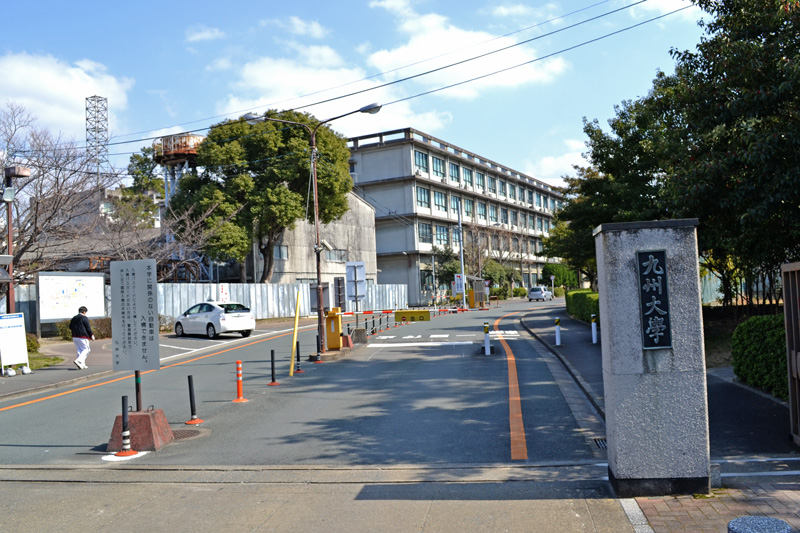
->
<box><xmin>111</xmin><ymin>259</ymin><xmax>160</xmax><ymax>372</ymax></box>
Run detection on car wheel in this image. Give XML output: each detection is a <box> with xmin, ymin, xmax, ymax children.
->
<box><xmin>175</xmin><ymin>323</ymin><xmax>184</xmax><ymax>337</ymax></box>
<box><xmin>206</xmin><ymin>324</ymin><xmax>217</xmax><ymax>339</ymax></box>
<box><xmin>241</xmin><ymin>330</ymin><xmax>252</xmax><ymax>338</ymax></box>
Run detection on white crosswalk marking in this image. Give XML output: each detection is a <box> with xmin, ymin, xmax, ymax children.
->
<box><xmin>402</xmin><ymin>335</ymin><xmax>422</xmax><ymax>339</ymax></box>
<box><xmin>376</xmin><ymin>336</ymin><xmax>396</xmax><ymax>340</ymax></box>
<box><xmin>430</xmin><ymin>334</ymin><xmax>449</xmax><ymax>338</ymax></box>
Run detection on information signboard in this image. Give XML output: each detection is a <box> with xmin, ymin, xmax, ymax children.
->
<box><xmin>0</xmin><ymin>313</ymin><xmax>29</xmax><ymax>368</ymax></box>
<box><xmin>37</xmin><ymin>272</ymin><xmax>105</xmax><ymax>322</ymax></box>
<box><xmin>345</xmin><ymin>261</ymin><xmax>366</xmax><ymax>303</ymax></box>
<box><xmin>637</xmin><ymin>250</ymin><xmax>672</xmax><ymax>349</ymax></box>
<box><xmin>111</xmin><ymin>260</ymin><xmax>160</xmax><ymax>371</ymax></box>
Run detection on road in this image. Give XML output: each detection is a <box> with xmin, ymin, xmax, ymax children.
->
<box><xmin>0</xmin><ymin>300</ymin><xmax>603</xmax><ymax>468</ymax></box>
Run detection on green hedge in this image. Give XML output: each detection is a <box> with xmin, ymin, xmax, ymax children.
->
<box><xmin>553</xmin><ymin>287</ymin><xmax>565</xmax><ymax>298</ymax></box>
<box><xmin>732</xmin><ymin>314</ymin><xmax>788</xmax><ymax>401</ymax></box>
<box><xmin>565</xmin><ymin>289</ymin><xmax>599</xmax><ymax>324</ymax></box>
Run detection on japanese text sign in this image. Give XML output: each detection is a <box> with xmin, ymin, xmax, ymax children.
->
<box><xmin>111</xmin><ymin>259</ymin><xmax>160</xmax><ymax>371</ymax></box>
<box><xmin>637</xmin><ymin>250</ymin><xmax>672</xmax><ymax>349</ymax></box>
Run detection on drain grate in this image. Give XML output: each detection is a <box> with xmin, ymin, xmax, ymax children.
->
<box><xmin>594</xmin><ymin>438</ymin><xmax>608</xmax><ymax>449</ymax></box>
<box><xmin>173</xmin><ymin>429</ymin><xmax>202</xmax><ymax>440</ymax></box>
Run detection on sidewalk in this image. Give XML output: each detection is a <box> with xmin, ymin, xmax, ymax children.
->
<box><xmin>522</xmin><ymin>302</ymin><xmax>800</xmax><ymax>533</ymax></box>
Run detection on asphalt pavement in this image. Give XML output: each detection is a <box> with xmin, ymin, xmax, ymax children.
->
<box><xmin>1</xmin><ymin>301</ymin><xmax>799</xmax><ymax>532</ymax></box>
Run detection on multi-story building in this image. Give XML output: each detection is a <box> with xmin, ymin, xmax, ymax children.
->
<box><xmin>348</xmin><ymin>128</ymin><xmax>563</xmax><ymax>306</ymax></box>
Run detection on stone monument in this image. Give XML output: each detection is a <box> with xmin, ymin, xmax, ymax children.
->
<box><xmin>593</xmin><ymin>219</ymin><xmax>710</xmax><ymax>497</ymax></box>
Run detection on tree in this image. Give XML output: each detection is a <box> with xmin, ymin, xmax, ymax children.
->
<box><xmin>665</xmin><ymin>0</ymin><xmax>800</xmax><ymax>290</ymax></box>
<box><xmin>541</xmin><ymin>263</ymin><xmax>578</xmax><ymax>289</ymax></box>
<box><xmin>0</xmin><ymin>102</ymin><xmax>121</xmax><ymax>287</ymax></box>
<box><xmin>181</xmin><ymin>110</ymin><xmax>353</xmax><ymax>282</ymax></box>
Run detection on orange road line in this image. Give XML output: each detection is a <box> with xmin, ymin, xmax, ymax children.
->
<box><xmin>495</xmin><ymin>312</ymin><xmax>528</xmax><ymax>461</ymax></box>
<box><xmin>0</xmin><ymin>330</ymin><xmax>295</xmax><ymax>413</ymax></box>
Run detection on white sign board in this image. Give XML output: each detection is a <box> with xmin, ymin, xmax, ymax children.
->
<box><xmin>111</xmin><ymin>260</ymin><xmax>160</xmax><ymax>371</ymax></box>
<box><xmin>345</xmin><ymin>261</ymin><xmax>366</xmax><ymax>301</ymax></box>
<box><xmin>37</xmin><ymin>272</ymin><xmax>106</xmax><ymax>322</ymax></box>
<box><xmin>454</xmin><ymin>274</ymin><xmax>465</xmax><ymax>294</ymax></box>
<box><xmin>0</xmin><ymin>313</ymin><xmax>29</xmax><ymax>367</ymax></box>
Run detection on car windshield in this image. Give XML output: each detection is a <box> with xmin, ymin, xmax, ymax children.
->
<box><xmin>219</xmin><ymin>303</ymin><xmax>249</xmax><ymax>313</ymax></box>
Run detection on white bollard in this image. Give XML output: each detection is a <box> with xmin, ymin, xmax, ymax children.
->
<box><xmin>484</xmin><ymin>321</ymin><xmax>491</xmax><ymax>356</ymax></box>
<box><xmin>555</xmin><ymin>317</ymin><xmax>561</xmax><ymax>346</ymax></box>
<box><xmin>591</xmin><ymin>314</ymin><xmax>598</xmax><ymax>344</ymax></box>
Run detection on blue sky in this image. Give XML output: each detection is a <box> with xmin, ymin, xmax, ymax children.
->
<box><xmin>1</xmin><ymin>0</ymin><xmax>705</xmax><ymax>187</ymax></box>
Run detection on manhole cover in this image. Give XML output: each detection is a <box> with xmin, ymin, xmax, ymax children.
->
<box><xmin>173</xmin><ymin>429</ymin><xmax>202</xmax><ymax>440</ymax></box>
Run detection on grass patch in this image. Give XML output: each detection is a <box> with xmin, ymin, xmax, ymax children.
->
<box><xmin>27</xmin><ymin>355</ymin><xmax>63</xmax><ymax>370</ymax></box>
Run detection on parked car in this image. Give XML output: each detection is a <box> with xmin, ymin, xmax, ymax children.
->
<box><xmin>174</xmin><ymin>301</ymin><xmax>255</xmax><ymax>339</ymax></box>
<box><xmin>528</xmin><ymin>286</ymin><xmax>553</xmax><ymax>302</ymax></box>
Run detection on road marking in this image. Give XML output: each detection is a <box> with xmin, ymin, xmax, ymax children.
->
<box><xmin>369</xmin><ymin>342</ymin><xmax>474</xmax><ymax>347</ymax></box>
<box><xmin>430</xmin><ymin>334</ymin><xmax>450</xmax><ymax>338</ymax></box>
<box><xmin>376</xmin><ymin>336</ymin><xmax>396</xmax><ymax>339</ymax></box>
<box><xmin>402</xmin><ymin>335</ymin><xmax>421</xmax><ymax>339</ymax></box>
<box><xmin>495</xmin><ymin>312</ymin><xmax>528</xmax><ymax>461</ymax></box>
<box><xmin>490</xmin><ymin>330</ymin><xmax>519</xmax><ymax>336</ymax></box>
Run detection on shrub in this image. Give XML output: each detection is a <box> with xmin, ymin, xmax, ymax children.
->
<box><xmin>553</xmin><ymin>287</ymin><xmax>565</xmax><ymax>298</ymax></box>
<box><xmin>90</xmin><ymin>318</ymin><xmax>112</xmax><ymax>339</ymax></box>
<box><xmin>57</xmin><ymin>320</ymin><xmax>72</xmax><ymax>341</ymax></box>
<box><xmin>731</xmin><ymin>314</ymin><xmax>787</xmax><ymax>401</ymax></box>
<box><xmin>489</xmin><ymin>287</ymin><xmax>507</xmax><ymax>300</ymax></box>
<box><xmin>159</xmin><ymin>314</ymin><xmax>174</xmax><ymax>332</ymax></box>
<box><xmin>565</xmin><ymin>289</ymin><xmax>599</xmax><ymax>323</ymax></box>
<box><xmin>26</xmin><ymin>333</ymin><xmax>40</xmax><ymax>354</ymax></box>
<box><xmin>513</xmin><ymin>287</ymin><xmax>527</xmax><ymax>298</ymax></box>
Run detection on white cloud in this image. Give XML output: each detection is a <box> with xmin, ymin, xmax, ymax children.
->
<box><xmin>185</xmin><ymin>25</ymin><xmax>225</xmax><ymax>43</ymax></box>
<box><xmin>491</xmin><ymin>4</ymin><xmax>535</xmax><ymax>17</ymax></box>
<box><xmin>525</xmin><ymin>139</ymin><xmax>586</xmax><ymax>188</ymax></box>
<box><xmin>206</xmin><ymin>57</ymin><xmax>233</xmax><ymax>72</ymax></box>
<box><xmin>287</xmin><ymin>16</ymin><xmax>329</xmax><ymax>39</ymax></box>
<box><xmin>287</xmin><ymin>44</ymin><xmax>345</xmax><ymax>69</ymax></box>
<box><xmin>366</xmin><ymin>1</ymin><xmax>569</xmax><ymax>100</ymax></box>
<box><xmin>0</xmin><ymin>53</ymin><xmax>134</xmax><ymax>139</ymax></box>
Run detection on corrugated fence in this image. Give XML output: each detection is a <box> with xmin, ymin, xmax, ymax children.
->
<box><xmin>5</xmin><ymin>282</ymin><xmax>408</xmax><ymax>333</ymax></box>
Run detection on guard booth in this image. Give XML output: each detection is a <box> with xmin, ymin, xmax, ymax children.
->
<box><xmin>781</xmin><ymin>263</ymin><xmax>800</xmax><ymax>448</ymax></box>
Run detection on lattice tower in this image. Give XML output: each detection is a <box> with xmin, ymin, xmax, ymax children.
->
<box><xmin>85</xmin><ymin>96</ymin><xmax>109</xmax><ymax>176</ymax></box>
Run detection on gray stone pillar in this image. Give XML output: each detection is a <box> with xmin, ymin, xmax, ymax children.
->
<box><xmin>593</xmin><ymin>219</ymin><xmax>710</xmax><ymax>497</ymax></box>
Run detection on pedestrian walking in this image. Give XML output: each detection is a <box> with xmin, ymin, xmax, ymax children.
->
<box><xmin>69</xmin><ymin>306</ymin><xmax>95</xmax><ymax>369</ymax></box>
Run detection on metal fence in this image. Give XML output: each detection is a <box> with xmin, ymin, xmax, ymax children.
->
<box><xmin>4</xmin><ymin>282</ymin><xmax>408</xmax><ymax>334</ymax></box>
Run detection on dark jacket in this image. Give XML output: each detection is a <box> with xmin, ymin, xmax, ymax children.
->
<box><xmin>69</xmin><ymin>313</ymin><xmax>93</xmax><ymax>339</ymax></box>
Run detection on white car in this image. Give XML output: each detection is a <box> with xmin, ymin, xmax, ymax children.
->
<box><xmin>174</xmin><ymin>301</ymin><xmax>255</xmax><ymax>339</ymax></box>
<box><xmin>528</xmin><ymin>286</ymin><xmax>553</xmax><ymax>301</ymax></box>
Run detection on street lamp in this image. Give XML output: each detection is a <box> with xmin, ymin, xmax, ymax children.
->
<box><xmin>245</xmin><ymin>103</ymin><xmax>381</xmax><ymax>359</ymax></box>
<box><xmin>3</xmin><ymin>166</ymin><xmax>30</xmax><ymax>314</ymax></box>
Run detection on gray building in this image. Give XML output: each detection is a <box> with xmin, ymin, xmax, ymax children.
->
<box><xmin>348</xmin><ymin>128</ymin><xmax>562</xmax><ymax>307</ymax></box>
<box><xmin>250</xmin><ymin>191</ymin><xmax>379</xmax><ymax>306</ymax></box>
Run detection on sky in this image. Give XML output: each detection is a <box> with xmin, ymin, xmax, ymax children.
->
<box><xmin>0</xmin><ymin>0</ymin><xmax>707</xmax><ymax>188</ymax></box>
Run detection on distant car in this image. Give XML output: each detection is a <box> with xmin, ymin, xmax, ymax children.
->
<box><xmin>174</xmin><ymin>301</ymin><xmax>255</xmax><ymax>339</ymax></box>
<box><xmin>528</xmin><ymin>286</ymin><xmax>553</xmax><ymax>302</ymax></box>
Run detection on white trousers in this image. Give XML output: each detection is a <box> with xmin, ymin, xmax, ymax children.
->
<box><xmin>73</xmin><ymin>337</ymin><xmax>91</xmax><ymax>365</ymax></box>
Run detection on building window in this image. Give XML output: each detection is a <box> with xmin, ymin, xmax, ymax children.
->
<box><xmin>463</xmin><ymin>168</ymin><xmax>473</xmax><ymax>185</ymax></box>
<box><xmin>434</xmin><ymin>191</ymin><xmax>447</xmax><ymax>211</ymax></box>
<box><xmin>510</xmin><ymin>210</ymin><xmax>518</xmax><ymax>226</ymax></box>
<box><xmin>536</xmin><ymin>192</ymin><xmax>542</xmax><ymax>207</ymax></box>
<box><xmin>500</xmin><ymin>208</ymin><xmax>509</xmax><ymax>224</ymax></box>
<box><xmin>414</xmin><ymin>150</ymin><xmax>429</xmax><ymax>173</ymax></box>
<box><xmin>476</xmin><ymin>172</ymin><xmax>485</xmax><ymax>189</ymax></box>
<box><xmin>529</xmin><ymin>238</ymin><xmax>536</xmax><ymax>253</ymax></box>
<box><xmin>489</xmin><ymin>205</ymin><xmax>498</xmax><ymax>222</ymax></box>
<box><xmin>537</xmin><ymin>217</ymin><xmax>543</xmax><ymax>231</ymax></box>
<box><xmin>544</xmin><ymin>219</ymin><xmax>550</xmax><ymax>232</ymax></box>
<box><xmin>488</xmin><ymin>176</ymin><xmax>497</xmax><ymax>193</ymax></box>
<box><xmin>499</xmin><ymin>180</ymin><xmax>507</xmax><ymax>197</ymax></box>
<box><xmin>491</xmin><ymin>235</ymin><xmax>499</xmax><ymax>250</ymax></box>
<box><xmin>529</xmin><ymin>215</ymin><xmax>535</xmax><ymax>229</ymax></box>
<box><xmin>538</xmin><ymin>240</ymin><xmax>544</xmax><ymax>253</ymax></box>
<box><xmin>464</xmin><ymin>198</ymin><xmax>474</xmax><ymax>217</ymax></box>
<box><xmin>550</xmin><ymin>198</ymin><xmax>556</xmax><ymax>210</ymax></box>
<box><xmin>520</xmin><ymin>212</ymin><xmax>527</xmax><ymax>227</ymax></box>
<box><xmin>512</xmin><ymin>237</ymin><xmax>519</xmax><ymax>252</ymax></box>
<box><xmin>477</xmin><ymin>202</ymin><xmax>487</xmax><ymax>219</ymax></box>
<box><xmin>435</xmin><ymin>225</ymin><xmax>449</xmax><ymax>245</ymax></box>
<box><xmin>416</xmin><ymin>187</ymin><xmax>431</xmax><ymax>208</ymax></box>
<box><xmin>325</xmin><ymin>249</ymin><xmax>348</xmax><ymax>262</ymax></box>
<box><xmin>273</xmin><ymin>245</ymin><xmax>288</xmax><ymax>260</ymax></box>
<box><xmin>509</xmin><ymin>185</ymin><xmax>516</xmax><ymax>200</ymax></box>
<box><xmin>527</xmin><ymin>190</ymin><xmax>534</xmax><ymax>204</ymax></box>
<box><xmin>419</xmin><ymin>222</ymin><xmax>432</xmax><ymax>243</ymax></box>
<box><xmin>432</xmin><ymin>156</ymin><xmax>445</xmax><ymax>177</ymax></box>
<box><xmin>449</xmin><ymin>162</ymin><xmax>460</xmax><ymax>182</ymax></box>
<box><xmin>451</xmin><ymin>195</ymin><xmax>460</xmax><ymax>213</ymax></box>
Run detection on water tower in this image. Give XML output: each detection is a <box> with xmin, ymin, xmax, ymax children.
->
<box><xmin>153</xmin><ymin>133</ymin><xmax>204</xmax><ymax>206</ymax></box>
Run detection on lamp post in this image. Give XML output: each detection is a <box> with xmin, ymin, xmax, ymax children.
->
<box><xmin>3</xmin><ymin>166</ymin><xmax>30</xmax><ymax>314</ymax></box>
<box><xmin>245</xmin><ymin>104</ymin><xmax>381</xmax><ymax>358</ymax></box>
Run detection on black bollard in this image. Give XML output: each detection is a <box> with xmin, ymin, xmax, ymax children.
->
<box><xmin>295</xmin><ymin>340</ymin><xmax>304</xmax><ymax>373</ymax></box>
<box><xmin>116</xmin><ymin>395</ymin><xmax>137</xmax><ymax>456</ymax></box>
<box><xmin>268</xmin><ymin>349</ymin><xmax>279</xmax><ymax>386</ymax></box>
<box><xmin>186</xmin><ymin>375</ymin><xmax>204</xmax><ymax>425</ymax></box>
